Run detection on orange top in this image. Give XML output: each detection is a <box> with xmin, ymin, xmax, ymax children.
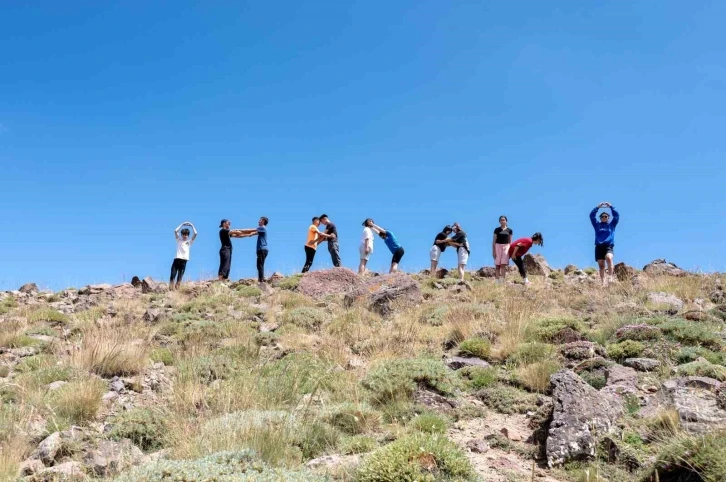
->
<box><xmin>306</xmin><ymin>224</ymin><xmax>319</xmax><ymax>249</ymax></box>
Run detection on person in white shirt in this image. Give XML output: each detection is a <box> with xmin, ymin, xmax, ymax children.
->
<box><xmin>358</xmin><ymin>218</ymin><xmax>375</xmax><ymax>275</ymax></box>
<box><xmin>170</xmin><ymin>221</ymin><xmax>197</xmax><ymax>289</ymax></box>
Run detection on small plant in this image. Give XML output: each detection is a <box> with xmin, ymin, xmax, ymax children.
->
<box><xmin>0</xmin><ymin>297</ymin><xmax>17</xmax><ymax>314</ymax></box>
<box><xmin>606</xmin><ymin>340</ymin><xmax>645</xmax><ymax>361</ymax></box>
<box><xmin>340</xmin><ymin>435</ymin><xmax>377</xmax><ymax>454</ymax></box>
<box><xmin>459</xmin><ymin>366</ymin><xmax>497</xmax><ymax>389</ymax></box>
<box><xmin>584</xmin><ymin>267</ymin><xmax>597</xmax><ymax>275</ymax></box>
<box><xmin>27</xmin><ymin>308</ymin><xmax>69</xmax><ymax>324</ymax></box>
<box><xmin>579</xmin><ymin>372</ymin><xmax>606</xmax><ymax>390</ymax></box>
<box><xmin>361</xmin><ymin>358</ymin><xmax>456</xmax><ymax>404</ymax></box>
<box><xmin>477</xmin><ymin>385</ymin><xmax>539</xmax><ymax>415</ymax></box>
<box><xmin>676</xmin><ymin>346</ymin><xmax>726</xmax><ymax>366</ymax></box>
<box><xmin>408</xmin><ymin>412</ymin><xmax>449</xmax><ymax>434</ymax></box>
<box><xmin>676</xmin><ymin>359</ymin><xmax>726</xmax><ymax>381</ymax></box>
<box><xmin>74</xmin><ymin>334</ymin><xmax>147</xmax><ymax>377</ymax></box>
<box><xmin>236</xmin><ymin>285</ymin><xmax>262</xmax><ymax>298</ymax></box>
<box><xmin>47</xmin><ymin>377</ymin><xmax>105</xmax><ymax>427</ymax></box>
<box><xmin>293</xmin><ymin>419</ymin><xmax>340</xmax><ymax>459</ymax></box>
<box><xmin>150</xmin><ymin>347</ymin><xmax>174</xmax><ymax>365</ymax></box>
<box><xmin>279</xmin><ymin>307</ymin><xmax>328</xmax><ymax>329</ymax></box>
<box><xmin>531</xmin><ymin>316</ymin><xmax>583</xmax><ymax>342</ymax></box>
<box><xmin>0</xmin><ymin>365</ymin><xmax>9</xmax><ymax>378</ymax></box>
<box><xmin>278</xmin><ymin>274</ymin><xmax>303</xmax><ymax>291</ymax></box>
<box><xmin>457</xmin><ymin>337</ymin><xmax>491</xmax><ymax>359</ymax></box>
<box><xmin>515</xmin><ymin>360</ymin><xmax>561</xmax><ymax>393</ymax></box>
<box><xmin>108</xmin><ymin>408</ymin><xmax>169</xmax><ymax>452</ymax></box>
<box><xmin>652</xmin><ymin>431</ymin><xmax>726</xmax><ymax>482</ymax></box>
<box><xmin>624</xmin><ymin>394</ymin><xmax>641</xmax><ymax>415</ymax></box>
<box><xmin>651</xmin><ymin>318</ymin><xmax>723</xmax><ymax>349</ymax></box>
<box><xmin>418</xmin><ymin>306</ymin><xmax>449</xmax><ymax>326</ymax></box>
<box><xmin>325</xmin><ymin>403</ymin><xmax>381</xmax><ymax>435</ymax></box>
<box><xmin>508</xmin><ymin>342</ymin><xmax>557</xmax><ymax>366</ymax></box>
<box><xmin>355</xmin><ymin>433</ymin><xmax>477</xmax><ymax>482</ymax></box>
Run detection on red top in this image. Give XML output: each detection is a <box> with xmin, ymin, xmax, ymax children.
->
<box><xmin>508</xmin><ymin>237</ymin><xmax>533</xmax><ymax>257</ymax></box>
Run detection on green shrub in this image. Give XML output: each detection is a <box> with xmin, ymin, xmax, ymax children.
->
<box><xmin>14</xmin><ymin>354</ymin><xmax>58</xmax><ymax>373</ymax></box>
<box><xmin>113</xmin><ymin>450</ymin><xmax>326</xmax><ymax>482</ymax></box>
<box><xmin>149</xmin><ymin>347</ymin><xmax>174</xmax><ymax>365</ymax></box>
<box><xmin>531</xmin><ymin>317</ymin><xmax>583</xmax><ymax>342</ymax></box>
<box><xmin>653</xmin><ymin>432</ymin><xmax>726</xmax><ymax>482</ymax></box>
<box><xmin>236</xmin><ymin>285</ymin><xmax>262</xmax><ymax>298</ymax></box>
<box><xmin>294</xmin><ymin>419</ymin><xmax>340</xmax><ymax>459</ymax></box>
<box><xmin>458</xmin><ymin>366</ymin><xmax>497</xmax><ymax>389</ymax></box>
<box><xmin>418</xmin><ymin>306</ymin><xmax>449</xmax><ymax>327</ymax></box>
<box><xmin>2</xmin><ymin>335</ymin><xmax>40</xmax><ymax>348</ymax></box>
<box><xmin>584</xmin><ymin>267</ymin><xmax>597</xmax><ymax>275</ymax></box>
<box><xmin>408</xmin><ymin>412</ymin><xmax>449</xmax><ymax>434</ymax></box>
<box><xmin>108</xmin><ymin>408</ymin><xmax>169</xmax><ymax>452</ymax></box>
<box><xmin>361</xmin><ymin>358</ymin><xmax>455</xmax><ymax>404</ymax></box>
<box><xmin>355</xmin><ymin>433</ymin><xmax>476</xmax><ymax>482</ymax></box>
<box><xmin>477</xmin><ymin>385</ymin><xmax>538</xmax><ymax>415</ymax></box>
<box><xmin>341</xmin><ymin>435</ymin><xmax>377</xmax><ymax>455</ymax></box>
<box><xmin>325</xmin><ymin>403</ymin><xmax>381</xmax><ymax>435</ymax></box>
<box><xmin>16</xmin><ymin>365</ymin><xmax>73</xmax><ymax>389</ymax></box>
<box><xmin>579</xmin><ymin>372</ymin><xmax>606</xmax><ymax>390</ymax></box>
<box><xmin>651</xmin><ymin>318</ymin><xmax>723</xmax><ymax>349</ymax></box>
<box><xmin>0</xmin><ymin>365</ymin><xmax>8</xmax><ymax>378</ymax></box>
<box><xmin>676</xmin><ymin>346</ymin><xmax>726</xmax><ymax>366</ymax></box>
<box><xmin>515</xmin><ymin>360</ymin><xmax>561</xmax><ymax>393</ymax></box>
<box><xmin>27</xmin><ymin>308</ymin><xmax>69</xmax><ymax>323</ymax></box>
<box><xmin>606</xmin><ymin>340</ymin><xmax>645</xmax><ymax>361</ymax></box>
<box><xmin>278</xmin><ymin>275</ymin><xmax>302</xmax><ymax>291</ymax></box>
<box><xmin>457</xmin><ymin>338</ymin><xmax>491</xmax><ymax>359</ymax></box>
<box><xmin>508</xmin><ymin>342</ymin><xmax>558</xmax><ymax>366</ymax></box>
<box><xmin>710</xmin><ymin>305</ymin><xmax>726</xmax><ymax>321</ymax></box>
<box><xmin>279</xmin><ymin>307</ymin><xmax>328</xmax><ymax>329</ymax></box>
<box><xmin>677</xmin><ymin>359</ymin><xmax>726</xmax><ymax>381</ymax></box>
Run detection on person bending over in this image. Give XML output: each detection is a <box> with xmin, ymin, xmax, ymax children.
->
<box><xmin>508</xmin><ymin>233</ymin><xmax>544</xmax><ymax>286</ymax></box>
<box><xmin>170</xmin><ymin>221</ymin><xmax>197</xmax><ymax>289</ymax></box>
<box><xmin>369</xmin><ymin>223</ymin><xmax>405</xmax><ymax>273</ymax></box>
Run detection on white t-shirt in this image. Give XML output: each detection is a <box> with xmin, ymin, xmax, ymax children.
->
<box><xmin>360</xmin><ymin>227</ymin><xmax>374</xmax><ymax>249</ymax></box>
<box><xmin>176</xmin><ymin>239</ymin><xmax>192</xmax><ymax>260</ymax></box>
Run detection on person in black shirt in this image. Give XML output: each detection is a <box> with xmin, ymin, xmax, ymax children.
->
<box><xmin>317</xmin><ymin>214</ymin><xmax>342</xmax><ymax>267</ymax></box>
<box><xmin>449</xmin><ymin>222</ymin><xmax>470</xmax><ymax>283</ymax></box>
<box><xmin>492</xmin><ymin>216</ymin><xmax>513</xmax><ymax>282</ymax></box>
<box><xmin>217</xmin><ymin>219</ymin><xmax>246</xmax><ymax>281</ymax></box>
<box><xmin>429</xmin><ymin>225</ymin><xmax>453</xmax><ymax>276</ymax></box>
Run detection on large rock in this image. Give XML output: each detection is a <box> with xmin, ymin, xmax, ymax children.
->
<box><xmin>344</xmin><ymin>273</ymin><xmax>422</xmax><ymax>316</ymax></box>
<box><xmin>83</xmin><ymin>440</ymin><xmax>144</xmax><ymax>477</ymax></box>
<box><xmin>38</xmin><ymin>461</ymin><xmax>86</xmax><ymax>480</ymax></box>
<box><xmin>546</xmin><ymin>370</ymin><xmax>624</xmax><ymax>467</ymax></box>
<box><xmin>646</xmin><ymin>291</ymin><xmax>684</xmax><ymax>314</ymax></box>
<box><xmin>661</xmin><ymin>376</ymin><xmax>726</xmax><ymax>433</ymax></box>
<box><xmin>560</xmin><ymin>341</ymin><xmax>606</xmax><ymax>361</ymax></box>
<box><xmin>614</xmin><ymin>324</ymin><xmax>662</xmax><ymax>342</ymax></box>
<box><xmin>613</xmin><ymin>262</ymin><xmax>635</xmax><ymax>281</ymax></box>
<box><xmin>475</xmin><ymin>267</ymin><xmax>496</xmax><ymax>278</ymax></box>
<box><xmin>19</xmin><ymin>282</ymin><xmax>39</xmax><ymax>294</ymax></box>
<box><xmin>37</xmin><ymin>432</ymin><xmax>62</xmax><ymax>465</ymax></box>
<box><xmin>643</xmin><ymin>259</ymin><xmax>688</xmax><ymax>277</ymax></box>
<box><xmin>564</xmin><ymin>264</ymin><xmax>579</xmax><ymax>275</ymax></box>
<box><xmin>297</xmin><ymin>267</ymin><xmax>361</xmax><ymax>299</ymax></box>
<box><xmin>141</xmin><ymin>277</ymin><xmax>167</xmax><ymax>294</ymax></box>
<box><xmin>523</xmin><ymin>254</ymin><xmax>551</xmax><ymax>276</ymax></box>
<box><xmin>624</xmin><ymin>358</ymin><xmax>661</xmax><ymax>372</ymax></box>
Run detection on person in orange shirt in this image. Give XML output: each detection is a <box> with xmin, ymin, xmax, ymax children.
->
<box><xmin>302</xmin><ymin>217</ymin><xmax>321</xmax><ymax>273</ymax></box>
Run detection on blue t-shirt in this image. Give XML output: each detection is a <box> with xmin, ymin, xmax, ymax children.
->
<box><xmin>257</xmin><ymin>226</ymin><xmax>268</xmax><ymax>251</ymax></box>
<box><xmin>383</xmin><ymin>231</ymin><xmax>402</xmax><ymax>254</ymax></box>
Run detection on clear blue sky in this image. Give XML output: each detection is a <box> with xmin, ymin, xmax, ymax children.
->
<box><xmin>1</xmin><ymin>1</ymin><xmax>724</xmax><ymax>290</ymax></box>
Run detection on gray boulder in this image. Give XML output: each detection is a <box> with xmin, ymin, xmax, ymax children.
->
<box><xmin>445</xmin><ymin>356</ymin><xmax>491</xmax><ymax>370</ymax></box>
<box><xmin>661</xmin><ymin>376</ymin><xmax>726</xmax><ymax>434</ymax></box>
<box><xmin>344</xmin><ymin>273</ymin><xmax>422</xmax><ymax>316</ymax></box>
<box><xmin>546</xmin><ymin>370</ymin><xmax>624</xmax><ymax>467</ymax></box>
<box><xmin>297</xmin><ymin>268</ymin><xmax>361</xmax><ymax>299</ymax></box>
<box><xmin>624</xmin><ymin>358</ymin><xmax>661</xmax><ymax>372</ymax></box>
<box><xmin>643</xmin><ymin>259</ymin><xmax>688</xmax><ymax>277</ymax></box>
<box><xmin>647</xmin><ymin>291</ymin><xmax>684</xmax><ymax>314</ymax></box>
<box><xmin>37</xmin><ymin>432</ymin><xmax>62</xmax><ymax>466</ymax></box>
<box><xmin>523</xmin><ymin>253</ymin><xmax>551</xmax><ymax>276</ymax></box>
<box><xmin>19</xmin><ymin>282</ymin><xmax>38</xmax><ymax>294</ymax></box>
<box><xmin>83</xmin><ymin>439</ymin><xmax>144</xmax><ymax>477</ymax></box>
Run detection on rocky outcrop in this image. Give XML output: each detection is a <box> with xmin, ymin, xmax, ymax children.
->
<box><xmin>83</xmin><ymin>439</ymin><xmax>144</xmax><ymax>477</ymax></box>
<box><xmin>297</xmin><ymin>268</ymin><xmax>361</xmax><ymax>299</ymax></box>
<box><xmin>475</xmin><ymin>267</ymin><xmax>496</xmax><ymax>278</ymax></box>
<box><xmin>661</xmin><ymin>376</ymin><xmax>726</xmax><ymax>434</ymax></box>
<box><xmin>19</xmin><ymin>282</ymin><xmax>39</xmax><ymax>294</ymax></box>
<box><xmin>646</xmin><ymin>291</ymin><xmax>684</xmax><ymax>314</ymax></box>
<box><xmin>344</xmin><ymin>273</ymin><xmax>422</xmax><ymax>316</ymax></box>
<box><xmin>546</xmin><ymin>370</ymin><xmax>624</xmax><ymax>467</ymax></box>
<box><xmin>624</xmin><ymin>358</ymin><xmax>661</xmax><ymax>372</ymax></box>
<box><xmin>560</xmin><ymin>341</ymin><xmax>606</xmax><ymax>361</ymax></box>
<box><xmin>523</xmin><ymin>254</ymin><xmax>551</xmax><ymax>276</ymax></box>
<box><xmin>564</xmin><ymin>265</ymin><xmax>579</xmax><ymax>275</ymax></box>
<box><xmin>613</xmin><ymin>262</ymin><xmax>635</xmax><ymax>281</ymax></box>
<box><xmin>643</xmin><ymin>259</ymin><xmax>688</xmax><ymax>277</ymax></box>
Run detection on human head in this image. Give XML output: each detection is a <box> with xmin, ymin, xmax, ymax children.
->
<box><xmin>532</xmin><ymin>232</ymin><xmax>544</xmax><ymax>246</ymax></box>
<box><xmin>499</xmin><ymin>215</ymin><xmax>508</xmax><ymax>226</ymax></box>
<box><xmin>362</xmin><ymin>218</ymin><xmax>374</xmax><ymax>227</ymax></box>
<box><xmin>220</xmin><ymin>219</ymin><xmax>230</xmax><ymax>229</ymax></box>
<box><xmin>312</xmin><ymin>216</ymin><xmax>320</xmax><ymax>226</ymax></box>
<box><xmin>452</xmin><ymin>222</ymin><xmax>462</xmax><ymax>233</ymax></box>
<box><xmin>599</xmin><ymin>212</ymin><xmax>610</xmax><ymax>223</ymax></box>
<box><xmin>319</xmin><ymin>214</ymin><xmax>329</xmax><ymax>225</ymax></box>
<box><xmin>442</xmin><ymin>225</ymin><xmax>453</xmax><ymax>235</ymax></box>
<box><xmin>259</xmin><ymin>217</ymin><xmax>269</xmax><ymax>226</ymax></box>
<box><xmin>180</xmin><ymin>228</ymin><xmax>190</xmax><ymax>237</ymax></box>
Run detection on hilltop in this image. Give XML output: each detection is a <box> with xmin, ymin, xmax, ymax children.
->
<box><xmin>1</xmin><ymin>257</ymin><xmax>725</xmax><ymax>482</ymax></box>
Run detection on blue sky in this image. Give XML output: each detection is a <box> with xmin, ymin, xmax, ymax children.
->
<box><xmin>1</xmin><ymin>1</ymin><xmax>724</xmax><ymax>289</ymax></box>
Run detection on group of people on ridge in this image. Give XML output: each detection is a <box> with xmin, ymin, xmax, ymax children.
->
<box><xmin>168</xmin><ymin>202</ymin><xmax>619</xmax><ymax>288</ymax></box>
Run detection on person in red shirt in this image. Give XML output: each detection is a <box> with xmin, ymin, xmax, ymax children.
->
<box><xmin>508</xmin><ymin>233</ymin><xmax>544</xmax><ymax>285</ymax></box>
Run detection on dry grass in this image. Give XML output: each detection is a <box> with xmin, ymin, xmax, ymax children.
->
<box><xmin>47</xmin><ymin>376</ymin><xmax>106</xmax><ymax>428</ymax></box>
<box><xmin>71</xmin><ymin>327</ymin><xmax>149</xmax><ymax>377</ymax></box>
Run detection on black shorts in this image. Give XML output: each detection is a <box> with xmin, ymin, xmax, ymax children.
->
<box><xmin>392</xmin><ymin>247</ymin><xmax>405</xmax><ymax>264</ymax></box>
<box><xmin>595</xmin><ymin>244</ymin><xmax>614</xmax><ymax>261</ymax></box>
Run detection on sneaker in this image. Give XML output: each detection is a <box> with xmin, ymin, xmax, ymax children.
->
<box><xmin>523</xmin><ymin>278</ymin><xmax>531</xmax><ymax>285</ymax></box>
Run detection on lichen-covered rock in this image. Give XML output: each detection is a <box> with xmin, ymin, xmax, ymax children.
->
<box><xmin>546</xmin><ymin>370</ymin><xmax>624</xmax><ymax>467</ymax></box>
<box><xmin>614</xmin><ymin>324</ymin><xmax>662</xmax><ymax>342</ymax></box>
<box><xmin>647</xmin><ymin>291</ymin><xmax>684</xmax><ymax>314</ymax></box>
<box><xmin>560</xmin><ymin>341</ymin><xmax>606</xmax><ymax>360</ymax></box>
<box><xmin>37</xmin><ymin>432</ymin><xmax>62</xmax><ymax>466</ymax></box>
<box><xmin>624</xmin><ymin>358</ymin><xmax>661</xmax><ymax>372</ymax></box>
<box><xmin>344</xmin><ymin>273</ymin><xmax>422</xmax><ymax>316</ymax></box>
<box><xmin>297</xmin><ymin>267</ymin><xmax>360</xmax><ymax>298</ymax></box>
<box><xmin>643</xmin><ymin>259</ymin><xmax>688</xmax><ymax>277</ymax></box>
<box><xmin>661</xmin><ymin>377</ymin><xmax>726</xmax><ymax>434</ymax></box>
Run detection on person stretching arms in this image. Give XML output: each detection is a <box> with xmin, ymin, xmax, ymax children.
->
<box><xmin>430</xmin><ymin>225</ymin><xmax>453</xmax><ymax>275</ymax></box>
<box><xmin>449</xmin><ymin>223</ymin><xmax>470</xmax><ymax>283</ymax></box>
<box><xmin>508</xmin><ymin>233</ymin><xmax>544</xmax><ymax>286</ymax></box>
<box><xmin>369</xmin><ymin>223</ymin><xmax>405</xmax><ymax>273</ymax></box>
<box><xmin>590</xmin><ymin>202</ymin><xmax>620</xmax><ymax>286</ymax></box>
<box><xmin>233</xmin><ymin>217</ymin><xmax>270</xmax><ymax>283</ymax></box>
<box><xmin>170</xmin><ymin>222</ymin><xmax>197</xmax><ymax>289</ymax></box>
<box><xmin>359</xmin><ymin>218</ymin><xmax>375</xmax><ymax>275</ymax></box>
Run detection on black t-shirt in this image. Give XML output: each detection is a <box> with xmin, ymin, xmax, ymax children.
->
<box><xmin>494</xmin><ymin>227</ymin><xmax>513</xmax><ymax>244</ymax></box>
<box><xmin>433</xmin><ymin>232</ymin><xmax>449</xmax><ymax>252</ymax></box>
<box><xmin>219</xmin><ymin>228</ymin><xmax>232</xmax><ymax>248</ymax></box>
<box><xmin>325</xmin><ymin>222</ymin><xmax>338</xmax><ymax>240</ymax></box>
<box><xmin>452</xmin><ymin>230</ymin><xmax>469</xmax><ymax>252</ymax></box>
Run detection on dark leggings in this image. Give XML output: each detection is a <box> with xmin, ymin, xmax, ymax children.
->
<box><xmin>170</xmin><ymin>258</ymin><xmax>187</xmax><ymax>284</ymax></box>
<box><xmin>256</xmin><ymin>250</ymin><xmax>268</xmax><ymax>282</ymax></box>
<box><xmin>512</xmin><ymin>256</ymin><xmax>526</xmax><ymax>279</ymax></box>
<box><xmin>218</xmin><ymin>247</ymin><xmax>232</xmax><ymax>279</ymax></box>
<box><xmin>302</xmin><ymin>246</ymin><xmax>316</xmax><ymax>273</ymax></box>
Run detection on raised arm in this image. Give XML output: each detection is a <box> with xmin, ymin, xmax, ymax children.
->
<box><xmin>610</xmin><ymin>206</ymin><xmax>619</xmax><ymax>228</ymax></box>
<box><xmin>590</xmin><ymin>207</ymin><xmax>599</xmax><ymax>228</ymax></box>
<box><xmin>174</xmin><ymin>222</ymin><xmax>185</xmax><ymax>240</ymax></box>
<box><xmin>369</xmin><ymin>223</ymin><xmax>385</xmax><ymax>235</ymax></box>
<box><xmin>188</xmin><ymin>222</ymin><xmax>198</xmax><ymax>242</ymax></box>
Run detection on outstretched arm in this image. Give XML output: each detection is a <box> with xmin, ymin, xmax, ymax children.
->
<box><xmin>369</xmin><ymin>223</ymin><xmax>385</xmax><ymax>235</ymax></box>
<box><xmin>610</xmin><ymin>206</ymin><xmax>619</xmax><ymax>228</ymax></box>
<box><xmin>590</xmin><ymin>207</ymin><xmax>599</xmax><ymax>228</ymax></box>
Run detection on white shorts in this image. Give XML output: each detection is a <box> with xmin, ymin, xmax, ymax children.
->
<box><xmin>359</xmin><ymin>245</ymin><xmax>372</xmax><ymax>261</ymax></box>
<box><xmin>457</xmin><ymin>247</ymin><xmax>469</xmax><ymax>266</ymax></box>
<box><xmin>430</xmin><ymin>245</ymin><xmax>442</xmax><ymax>262</ymax></box>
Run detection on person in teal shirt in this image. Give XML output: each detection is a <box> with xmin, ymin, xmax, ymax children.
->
<box><xmin>369</xmin><ymin>222</ymin><xmax>405</xmax><ymax>273</ymax></box>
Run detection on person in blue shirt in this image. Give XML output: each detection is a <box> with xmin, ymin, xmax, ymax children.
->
<box><xmin>236</xmin><ymin>216</ymin><xmax>270</xmax><ymax>283</ymax></box>
<box><xmin>590</xmin><ymin>202</ymin><xmax>620</xmax><ymax>286</ymax></box>
<box><xmin>369</xmin><ymin>222</ymin><xmax>405</xmax><ymax>273</ymax></box>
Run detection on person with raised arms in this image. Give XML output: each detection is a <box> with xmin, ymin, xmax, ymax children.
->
<box><xmin>508</xmin><ymin>232</ymin><xmax>544</xmax><ymax>286</ymax></box>
<box><xmin>492</xmin><ymin>216</ymin><xmax>513</xmax><ymax>283</ymax></box>
<box><xmin>430</xmin><ymin>225</ymin><xmax>453</xmax><ymax>276</ymax></box>
<box><xmin>590</xmin><ymin>202</ymin><xmax>620</xmax><ymax>286</ymax></box>
<box><xmin>302</xmin><ymin>217</ymin><xmax>321</xmax><ymax>273</ymax></box>
<box><xmin>170</xmin><ymin>221</ymin><xmax>197</xmax><ymax>289</ymax></box>
<box><xmin>317</xmin><ymin>214</ymin><xmax>342</xmax><ymax>268</ymax></box>
<box><xmin>449</xmin><ymin>222</ymin><xmax>470</xmax><ymax>283</ymax></box>
<box><xmin>369</xmin><ymin>222</ymin><xmax>405</xmax><ymax>273</ymax></box>
<box><xmin>358</xmin><ymin>218</ymin><xmax>375</xmax><ymax>275</ymax></box>
<box><xmin>233</xmin><ymin>217</ymin><xmax>270</xmax><ymax>283</ymax></box>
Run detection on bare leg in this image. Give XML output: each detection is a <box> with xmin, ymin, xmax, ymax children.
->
<box><xmin>606</xmin><ymin>253</ymin><xmax>614</xmax><ymax>281</ymax></box>
<box><xmin>597</xmin><ymin>259</ymin><xmax>607</xmax><ymax>286</ymax></box>
<box><xmin>494</xmin><ymin>265</ymin><xmax>500</xmax><ymax>279</ymax></box>
<box><xmin>430</xmin><ymin>260</ymin><xmax>437</xmax><ymax>276</ymax></box>
<box><xmin>499</xmin><ymin>265</ymin><xmax>507</xmax><ymax>280</ymax></box>
<box><xmin>358</xmin><ymin>259</ymin><xmax>367</xmax><ymax>275</ymax></box>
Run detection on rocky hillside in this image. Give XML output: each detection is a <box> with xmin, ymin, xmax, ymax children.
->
<box><xmin>1</xmin><ymin>257</ymin><xmax>725</xmax><ymax>482</ymax></box>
